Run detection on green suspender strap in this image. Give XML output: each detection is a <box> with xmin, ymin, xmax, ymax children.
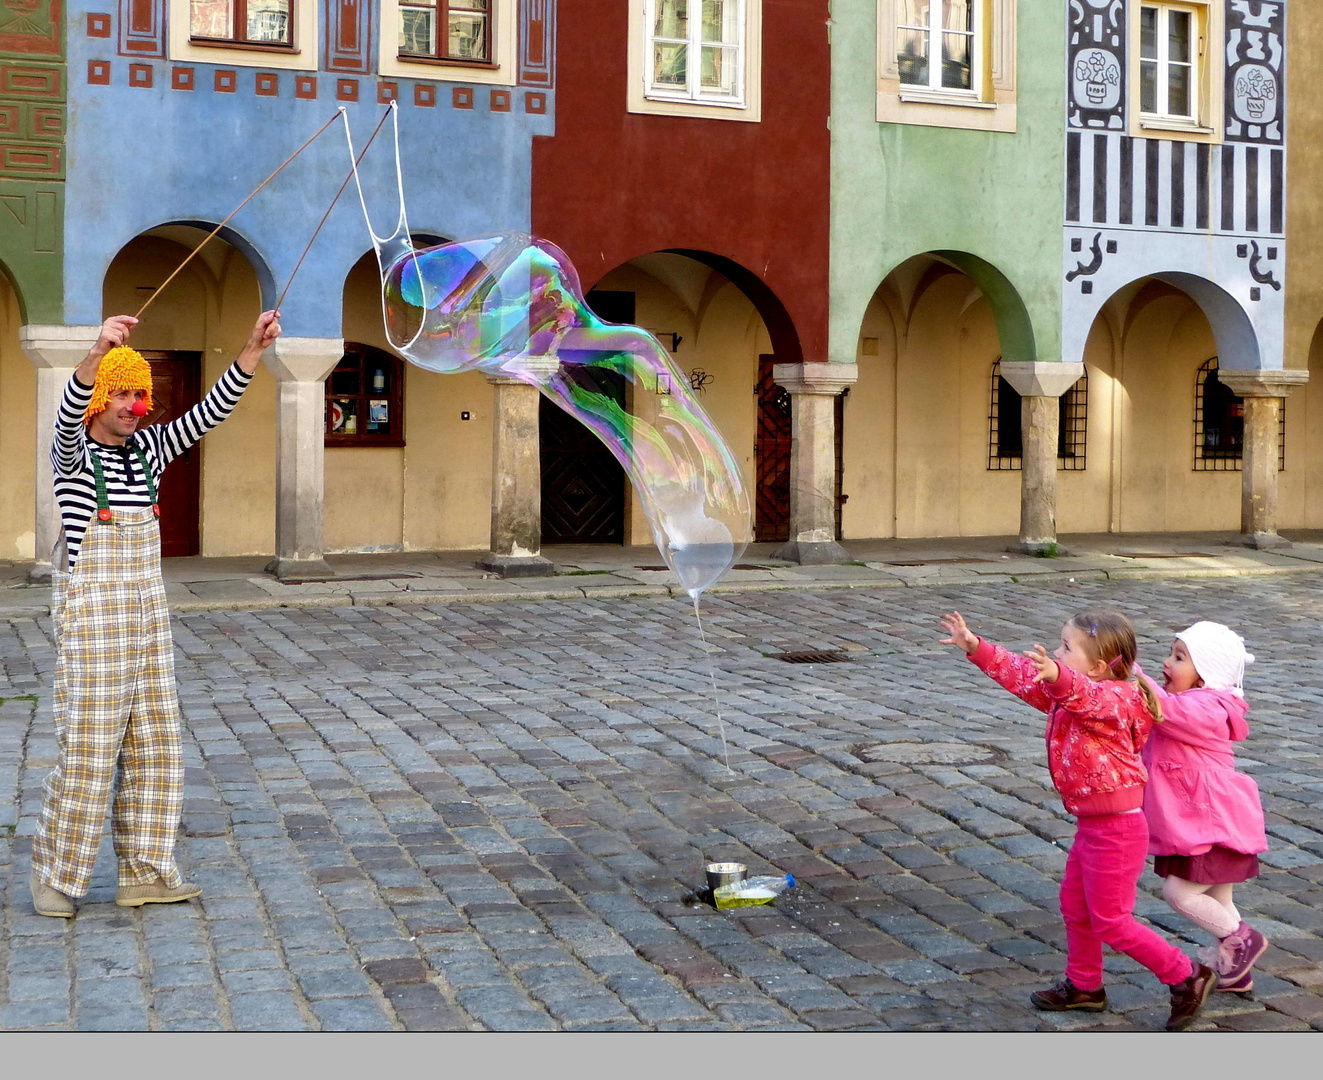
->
<box><xmin>90</xmin><ymin>443</ymin><xmax>159</xmax><ymax>524</ymax></box>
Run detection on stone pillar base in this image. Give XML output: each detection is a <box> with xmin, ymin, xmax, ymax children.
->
<box><xmin>1010</xmin><ymin>540</ymin><xmax>1068</xmax><ymax>557</ymax></box>
<box><xmin>265</xmin><ymin>557</ymin><xmax>336</xmax><ymax>582</ymax></box>
<box><xmin>479</xmin><ymin>553</ymin><xmax>556</xmax><ymax>578</ymax></box>
<box><xmin>1239</xmin><ymin>532</ymin><xmax>1291</xmax><ymax>551</ymax></box>
<box><xmin>772</xmin><ymin>539</ymin><xmax>852</xmax><ymax>565</ymax></box>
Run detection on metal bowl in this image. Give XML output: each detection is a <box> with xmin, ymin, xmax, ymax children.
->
<box><xmin>705</xmin><ymin>862</ymin><xmax>747</xmax><ymax>891</ymax></box>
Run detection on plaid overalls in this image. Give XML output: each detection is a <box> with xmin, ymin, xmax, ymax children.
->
<box><xmin>33</xmin><ymin>449</ymin><xmax>184</xmax><ymax>897</ymax></box>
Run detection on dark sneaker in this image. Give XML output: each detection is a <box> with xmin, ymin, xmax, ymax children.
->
<box><xmin>1220</xmin><ymin>922</ymin><xmax>1268</xmax><ymax>986</ymax></box>
<box><xmin>1215</xmin><ymin>969</ymin><xmax>1253</xmax><ymax>994</ymax></box>
<box><xmin>1030</xmin><ymin>978</ymin><xmax>1107</xmax><ymax>1012</ymax></box>
<box><xmin>1166</xmin><ymin>963</ymin><xmax>1218</xmax><ymax>1031</ymax></box>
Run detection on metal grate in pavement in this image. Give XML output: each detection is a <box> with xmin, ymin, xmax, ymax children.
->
<box><xmin>769</xmin><ymin>649</ymin><xmax>853</xmax><ymax>664</ymax></box>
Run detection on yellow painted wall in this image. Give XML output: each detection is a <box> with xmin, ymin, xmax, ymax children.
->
<box><xmin>103</xmin><ymin>235</ymin><xmax>277</xmax><ymax>557</ymax></box>
<box><xmin>340</xmin><ymin>252</ymin><xmax>493</xmax><ymax>552</ymax></box>
<box><xmin>0</xmin><ymin>275</ymin><xmax>37</xmax><ymax>559</ymax></box>
<box><xmin>1284</xmin><ymin>2</ymin><xmax>1323</xmax><ymax>531</ymax></box>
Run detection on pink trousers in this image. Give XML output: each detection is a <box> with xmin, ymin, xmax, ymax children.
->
<box><xmin>1062</xmin><ymin>812</ymin><xmax>1194</xmax><ymax>990</ymax></box>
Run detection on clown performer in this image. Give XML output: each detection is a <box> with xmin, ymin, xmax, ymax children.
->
<box><xmin>30</xmin><ymin>310</ymin><xmax>280</xmax><ymax>918</ymax></box>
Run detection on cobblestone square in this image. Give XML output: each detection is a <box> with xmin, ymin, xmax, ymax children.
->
<box><xmin>2</xmin><ymin>576</ymin><xmax>1320</xmax><ymax>1031</ymax></box>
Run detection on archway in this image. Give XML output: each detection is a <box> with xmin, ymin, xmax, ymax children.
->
<box><xmin>543</xmin><ymin>250</ymin><xmax>787</xmax><ymax>547</ymax></box>
<box><xmin>847</xmin><ymin>252</ymin><xmax>1042</xmax><ymax>539</ymax></box>
<box><xmin>102</xmin><ymin>226</ymin><xmax>274</xmax><ymax>557</ymax></box>
<box><xmin>0</xmin><ymin>263</ymin><xmax>36</xmax><ymax>559</ymax></box>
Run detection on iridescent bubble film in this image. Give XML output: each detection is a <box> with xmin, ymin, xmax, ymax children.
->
<box><xmin>381</xmin><ymin>232</ymin><xmax>752</xmax><ymax>596</ymax></box>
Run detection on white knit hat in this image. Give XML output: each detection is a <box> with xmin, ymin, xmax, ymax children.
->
<box><xmin>1176</xmin><ymin>621</ymin><xmax>1255</xmax><ymax>697</ymax></box>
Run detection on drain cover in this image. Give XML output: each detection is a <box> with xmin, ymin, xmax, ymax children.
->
<box><xmin>770</xmin><ymin>650</ymin><xmax>853</xmax><ymax>664</ymax></box>
<box><xmin>854</xmin><ymin>741</ymin><xmax>1000</xmax><ymax>765</ymax></box>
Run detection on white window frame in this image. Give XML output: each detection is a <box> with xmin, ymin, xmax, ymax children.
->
<box><xmin>876</xmin><ymin>0</ymin><xmax>1016</xmax><ymax>133</ymax></box>
<box><xmin>379</xmin><ymin>0</ymin><xmax>517</xmax><ymax>85</ymax></box>
<box><xmin>629</xmin><ymin>0</ymin><xmax>762</xmax><ymax>122</ymax></box>
<box><xmin>1129</xmin><ymin>0</ymin><xmax>1223</xmax><ymax>142</ymax></box>
<box><xmin>168</xmin><ymin>0</ymin><xmax>318</xmax><ymax>70</ymax></box>
<box><xmin>895</xmin><ymin>0</ymin><xmax>980</xmax><ymax>99</ymax></box>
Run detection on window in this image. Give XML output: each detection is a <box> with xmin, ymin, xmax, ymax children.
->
<box><xmin>1139</xmin><ymin>4</ymin><xmax>1195</xmax><ymax>120</ymax></box>
<box><xmin>1193</xmin><ymin>358</ymin><xmax>1283</xmax><ymax>472</ymax></box>
<box><xmin>325</xmin><ymin>344</ymin><xmax>406</xmax><ymax>448</ymax></box>
<box><xmin>876</xmin><ymin>0</ymin><xmax>1016</xmax><ymax>133</ymax></box>
<box><xmin>169</xmin><ymin>0</ymin><xmax>317</xmax><ymax>69</ymax></box>
<box><xmin>398</xmin><ymin>1</ymin><xmax>492</xmax><ymax>64</ymax></box>
<box><xmin>189</xmin><ymin>0</ymin><xmax>293</xmax><ymax>46</ymax></box>
<box><xmin>1129</xmin><ymin>1</ymin><xmax>1222</xmax><ymax>139</ymax></box>
<box><xmin>629</xmin><ymin>0</ymin><xmax>762</xmax><ymax>122</ymax></box>
<box><xmin>647</xmin><ymin>0</ymin><xmax>744</xmax><ymax>105</ymax></box>
<box><xmin>988</xmin><ymin>361</ymin><xmax>1088</xmax><ymax>471</ymax></box>
<box><xmin>896</xmin><ymin>1</ymin><xmax>976</xmax><ymax>94</ymax></box>
<box><xmin>379</xmin><ymin>0</ymin><xmax>516</xmax><ymax>84</ymax></box>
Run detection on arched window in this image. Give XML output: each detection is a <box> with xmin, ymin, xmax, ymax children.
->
<box><xmin>988</xmin><ymin>360</ymin><xmax>1088</xmax><ymax>471</ymax></box>
<box><xmin>1194</xmin><ymin>358</ymin><xmax>1284</xmax><ymax>471</ymax></box>
<box><xmin>325</xmin><ymin>342</ymin><xmax>406</xmax><ymax>448</ymax></box>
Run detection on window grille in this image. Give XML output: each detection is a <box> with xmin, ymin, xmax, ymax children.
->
<box><xmin>988</xmin><ymin>360</ymin><xmax>1088</xmax><ymax>471</ymax></box>
<box><xmin>1193</xmin><ymin>357</ymin><xmax>1284</xmax><ymax>471</ymax></box>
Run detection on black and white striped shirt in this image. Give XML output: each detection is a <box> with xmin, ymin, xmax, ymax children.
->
<box><xmin>52</xmin><ymin>362</ymin><xmax>254</xmax><ymax>569</ymax></box>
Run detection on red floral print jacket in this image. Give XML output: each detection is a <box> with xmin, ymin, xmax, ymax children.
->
<box><xmin>969</xmin><ymin>638</ymin><xmax>1155</xmax><ymax>816</ymax></box>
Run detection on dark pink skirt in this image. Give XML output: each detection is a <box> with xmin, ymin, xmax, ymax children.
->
<box><xmin>1154</xmin><ymin>845</ymin><xmax>1260</xmax><ymax>884</ymax></box>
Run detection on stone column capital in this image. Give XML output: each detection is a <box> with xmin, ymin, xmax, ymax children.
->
<box><xmin>1216</xmin><ymin>368</ymin><xmax>1310</xmax><ymax>398</ymax></box>
<box><xmin>20</xmin><ymin>324</ymin><xmax>100</xmax><ymax>369</ymax></box>
<box><xmin>265</xmin><ymin>336</ymin><xmax>344</xmax><ymax>383</ymax></box>
<box><xmin>999</xmin><ymin>361</ymin><xmax>1085</xmax><ymax>398</ymax></box>
<box><xmin>772</xmin><ymin>362</ymin><xmax>858</xmax><ymax>396</ymax></box>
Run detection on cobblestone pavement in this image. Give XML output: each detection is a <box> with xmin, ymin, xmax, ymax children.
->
<box><xmin>2</xmin><ymin>576</ymin><xmax>1321</xmax><ymax>1032</ymax></box>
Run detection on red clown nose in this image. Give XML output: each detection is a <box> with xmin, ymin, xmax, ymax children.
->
<box><xmin>131</xmin><ymin>400</ymin><xmax>148</xmax><ymax>417</ymax></box>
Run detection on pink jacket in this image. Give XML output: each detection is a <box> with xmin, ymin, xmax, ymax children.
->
<box><xmin>1137</xmin><ymin>666</ymin><xmax>1268</xmax><ymax>857</ymax></box>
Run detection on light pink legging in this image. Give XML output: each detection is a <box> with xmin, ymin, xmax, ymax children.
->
<box><xmin>1162</xmin><ymin>875</ymin><xmax>1241</xmax><ymax>938</ymax></box>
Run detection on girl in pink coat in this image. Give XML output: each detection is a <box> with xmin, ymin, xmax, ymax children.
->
<box><xmin>1139</xmin><ymin>621</ymin><xmax>1269</xmax><ymax>994</ymax></box>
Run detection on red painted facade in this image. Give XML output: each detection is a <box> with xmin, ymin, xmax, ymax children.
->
<box><xmin>531</xmin><ymin>0</ymin><xmax>831</xmax><ymax>363</ymax></box>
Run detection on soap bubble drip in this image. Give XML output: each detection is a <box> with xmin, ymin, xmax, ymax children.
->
<box><xmin>346</xmin><ymin>111</ymin><xmax>751</xmax><ymax>595</ymax></box>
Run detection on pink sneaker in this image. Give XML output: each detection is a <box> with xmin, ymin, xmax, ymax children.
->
<box><xmin>1219</xmin><ymin>922</ymin><xmax>1268</xmax><ymax>986</ymax></box>
<box><xmin>1215</xmin><ymin>969</ymin><xmax>1253</xmax><ymax>994</ymax></box>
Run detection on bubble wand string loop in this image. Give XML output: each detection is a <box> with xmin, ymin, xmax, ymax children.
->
<box><xmin>132</xmin><ymin>109</ymin><xmax>344</xmax><ymax>320</ymax></box>
<box><xmin>272</xmin><ymin>104</ymin><xmax>396</xmax><ymax>314</ymax></box>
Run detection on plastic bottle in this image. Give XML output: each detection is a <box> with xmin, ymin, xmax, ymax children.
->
<box><xmin>713</xmin><ymin>874</ymin><xmax>795</xmax><ymax>910</ymax></box>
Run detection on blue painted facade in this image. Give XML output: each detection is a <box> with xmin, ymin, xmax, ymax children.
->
<box><xmin>63</xmin><ymin>1</ymin><xmax>555</xmax><ymax>336</ymax></box>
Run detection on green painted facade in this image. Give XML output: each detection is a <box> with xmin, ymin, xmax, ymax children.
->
<box><xmin>828</xmin><ymin>1</ymin><xmax>1066</xmax><ymax>365</ymax></box>
<box><xmin>0</xmin><ymin>0</ymin><xmax>66</xmax><ymax>324</ymax></box>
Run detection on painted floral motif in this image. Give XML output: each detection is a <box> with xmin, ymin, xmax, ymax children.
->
<box><xmin>1073</xmin><ymin>49</ymin><xmax>1121</xmax><ymax>111</ymax></box>
<box><xmin>1233</xmin><ymin>65</ymin><xmax>1278</xmax><ymax>124</ymax></box>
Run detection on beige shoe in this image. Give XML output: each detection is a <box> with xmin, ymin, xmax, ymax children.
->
<box><xmin>116</xmin><ymin>877</ymin><xmax>202</xmax><ymax>907</ymax></box>
<box><xmin>30</xmin><ymin>868</ymin><xmax>75</xmax><ymax>918</ymax></box>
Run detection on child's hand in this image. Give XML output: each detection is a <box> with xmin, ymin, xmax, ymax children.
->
<box><xmin>1022</xmin><ymin>644</ymin><xmax>1060</xmax><ymax>684</ymax></box>
<box><xmin>940</xmin><ymin>611</ymin><xmax>979</xmax><ymax>655</ymax></box>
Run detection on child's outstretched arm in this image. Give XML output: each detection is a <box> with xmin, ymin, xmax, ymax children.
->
<box><xmin>939</xmin><ymin>611</ymin><xmax>1054</xmax><ymax>713</ymax></box>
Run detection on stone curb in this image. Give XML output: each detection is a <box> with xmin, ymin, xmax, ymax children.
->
<box><xmin>4</xmin><ymin>557</ymin><xmax>1323</xmax><ymax>620</ymax></box>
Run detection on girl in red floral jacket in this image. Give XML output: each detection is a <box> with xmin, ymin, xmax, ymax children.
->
<box><xmin>940</xmin><ymin>608</ymin><xmax>1218</xmax><ymax>1032</ymax></box>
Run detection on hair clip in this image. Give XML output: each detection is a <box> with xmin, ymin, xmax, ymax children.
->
<box><xmin>1088</xmin><ymin>624</ymin><xmax>1098</xmax><ymax>637</ymax></box>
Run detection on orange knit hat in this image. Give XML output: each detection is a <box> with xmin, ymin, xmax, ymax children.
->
<box><xmin>84</xmin><ymin>346</ymin><xmax>153</xmax><ymax>425</ymax></box>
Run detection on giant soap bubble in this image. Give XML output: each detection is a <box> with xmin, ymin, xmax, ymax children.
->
<box><xmin>346</xmin><ymin>111</ymin><xmax>751</xmax><ymax>595</ymax></box>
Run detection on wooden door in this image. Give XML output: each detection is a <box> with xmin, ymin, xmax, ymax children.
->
<box><xmin>755</xmin><ymin>355</ymin><xmax>791</xmax><ymax>542</ymax></box>
<box><xmin>140</xmin><ymin>352</ymin><xmax>202</xmax><ymax>557</ymax></box>
<box><xmin>539</xmin><ymin>291</ymin><xmax>631</xmax><ymax>545</ymax></box>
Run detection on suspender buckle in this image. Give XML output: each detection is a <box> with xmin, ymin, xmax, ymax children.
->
<box><xmin>97</xmin><ymin>508</ymin><xmax>113</xmax><ymax>523</ymax></box>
